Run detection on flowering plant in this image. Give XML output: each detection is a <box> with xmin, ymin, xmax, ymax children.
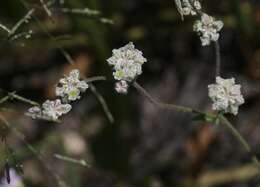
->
<box><xmin>208</xmin><ymin>77</ymin><xmax>244</xmax><ymax>115</ymax></box>
<box><xmin>55</xmin><ymin>69</ymin><xmax>89</xmax><ymax>101</ymax></box>
<box><xmin>0</xmin><ymin>0</ymin><xmax>259</xmax><ymax>186</ymax></box>
<box><xmin>107</xmin><ymin>42</ymin><xmax>147</xmax><ymax>94</ymax></box>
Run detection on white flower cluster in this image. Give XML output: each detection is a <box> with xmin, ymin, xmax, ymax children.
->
<box><xmin>182</xmin><ymin>0</ymin><xmax>201</xmax><ymax>16</ymax></box>
<box><xmin>26</xmin><ymin>69</ymin><xmax>88</xmax><ymax>121</ymax></box>
<box><xmin>56</xmin><ymin>69</ymin><xmax>88</xmax><ymax>101</ymax></box>
<box><xmin>107</xmin><ymin>42</ymin><xmax>147</xmax><ymax>94</ymax></box>
<box><xmin>26</xmin><ymin>100</ymin><xmax>71</xmax><ymax>120</ymax></box>
<box><xmin>193</xmin><ymin>13</ymin><xmax>224</xmax><ymax>46</ymax></box>
<box><xmin>208</xmin><ymin>77</ymin><xmax>244</xmax><ymax>115</ymax></box>
<box><xmin>174</xmin><ymin>0</ymin><xmax>224</xmax><ymax>46</ymax></box>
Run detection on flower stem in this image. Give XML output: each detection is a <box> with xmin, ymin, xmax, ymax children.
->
<box><xmin>84</xmin><ymin>76</ymin><xmax>107</xmax><ymax>83</ymax></box>
<box><xmin>89</xmin><ymin>83</ymin><xmax>114</xmax><ymax>124</ymax></box>
<box><xmin>219</xmin><ymin>115</ymin><xmax>260</xmax><ymax>170</ymax></box>
<box><xmin>0</xmin><ymin>91</ymin><xmax>40</xmax><ymax>106</ymax></box>
<box><xmin>133</xmin><ymin>81</ymin><xmax>260</xmax><ymax>172</ymax></box>
<box><xmin>133</xmin><ymin>81</ymin><xmax>207</xmax><ymax>115</ymax></box>
<box><xmin>54</xmin><ymin>154</ymin><xmax>90</xmax><ymax>167</ymax></box>
<box><xmin>214</xmin><ymin>41</ymin><xmax>221</xmax><ymax>77</ymax></box>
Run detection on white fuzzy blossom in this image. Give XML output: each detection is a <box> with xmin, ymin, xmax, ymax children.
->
<box><xmin>193</xmin><ymin>13</ymin><xmax>224</xmax><ymax>46</ymax></box>
<box><xmin>107</xmin><ymin>42</ymin><xmax>147</xmax><ymax>94</ymax></box>
<box><xmin>182</xmin><ymin>0</ymin><xmax>201</xmax><ymax>16</ymax></box>
<box><xmin>26</xmin><ymin>69</ymin><xmax>89</xmax><ymax>121</ymax></box>
<box><xmin>107</xmin><ymin>42</ymin><xmax>147</xmax><ymax>82</ymax></box>
<box><xmin>56</xmin><ymin>69</ymin><xmax>89</xmax><ymax>101</ymax></box>
<box><xmin>26</xmin><ymin>106</ymin><xmax>42</xmax><ymax>119</ymax></box>
<box><xmin>115</xmin><ymin>80</ymin><xmax>129</xmax><ymax>94</ymax></box>
<box><xmin>208</xmin><ymin>77</ymin><xmax>244</xmax><ymax>115</ymax></box>
<box><xmin>42</xmin><ymin>99</ymin><xmax>72</xmax><ymax>120</ymax></box>
<box><xmin>26</xmin><ymin>99</ymin><xmax>71</xmax><ymax>120</ymax></box>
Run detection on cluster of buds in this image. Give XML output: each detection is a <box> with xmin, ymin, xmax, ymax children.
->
<box><xmin>26</xmin><ymin>69</ymin><xmax>88</xmax><ymax>121</ymax></box>
<box><xmin>107</xmin><ymin>42</ymin><xmax>147</xmax><ymax>94</ymax></box>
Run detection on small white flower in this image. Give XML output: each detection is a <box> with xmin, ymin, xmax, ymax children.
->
<box><xmin>208</xmin><ymin>76</ymin><xmax>244</xmax><ymax>115</ymax></box>
<box><xmin>182</xmin><ymin>0</ymin><xmax>201</xmax><ymax>16</ymax></box>
<box><xmin>107</xmin><ymin>42</ymin><xmax>147</xmax><ymax>82</ymax></box>
<box><xmin>42</xmin><ymin>99</ymin><xmax>72</xmax><ymax>120</ymax></box>
<box><xmin>26</xmin><ymin>106</ymin><xmax>42</xmax><ymax>119</ymax></box>
<box><xmin>55</xmin><ymin>69</ymin><xmax>89</xmax><ymax>101</ymax></box>
<box><xmin>193</xmin><ymin>13</ymin><xmax>224</xmax><ymax>46</ymax></box>
<box><xmin>26</xmin><ymin>100</ymin><xmax>72</xmax><ymax>121</ymax></box>
<box><xmin>115</xmin><ymin>81</ymin><xmax>129</xmax><ymax>94</ymax></box>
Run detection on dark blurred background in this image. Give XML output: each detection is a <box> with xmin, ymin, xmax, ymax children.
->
<box><xmin>0</xmin><ymin>0</ymin><xmax>260</xmax><ymax>186</ymax></box>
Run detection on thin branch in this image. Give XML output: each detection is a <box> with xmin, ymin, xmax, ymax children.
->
<box><xmin>187</xmin><ymin>0</ymin><xmax>222</xmax><ymax>78</ymax></box>
<box><xmin>0</xmin><ymin>23</ymin><xmax>11</xmax><ymax>34</ymax></box>
<box><xmin>89</xmin><ymin>83</ymin><xmax>114</xmax><ymax>124</ymax></box>
<box><xmin>84</xmin><ymin>76</ymin><xmax>107</xmax><ymax>83</ymax></box>
<box><xmin>219</xmin><ymin>115</ymin><xmax>260</xmax><ymax>170</ymax></box>
<box><xmin>133</xmin><ymin>81</ymin><xmax>205</xmax><ymax>115</ymax></box>
<box><xmin>9</xmin><ymin>31</ymin><xmax>31</xmax><ymax>41</ymax></box>
<box><xmin>9</xmin><ymin>9</ymin><xmax>35</xmax><ymax>36</ymax></box>
<box><xmin>198</xmin><ymin>163</ymin><xmax>259</xmax><ymax>187</ymax></box>
<box><xmin>0</xmin><ymin>91</ymin><xmax>59</xmax><ymax>122</ymax></box>
<box><xmin>0</xmin><ymin>95</ymin><xmax>10</xmax><ymax>105</ymax></box>
<box><xmin>0</xmin><ymin>114</ymin><xmax>68</xmax><ymax>187</ymax></box>
<box><xmin>8</xmin><ymin>92</ymin><xmax>40</xmax><ymax>106</ymax></box>
<box><xmin>0</xmin><ymin>91</ymin><xmax>40</xmax><ymax>106</ymax></box>
<box><xmin>54</xmin><ymin>154</ymin><xmax>90</xmax><ymax>167</ymax></box>
<box><xmin>39</xmin><ymin>0</ymin><xmax>52</xmax><ymax>17</ymax></box>
<box><xmin>59</xmin><ymin>7</ymin><xmax>114</xmax><ymax>24</ymax></box>
<box><xmin>214</xmin><ymin>41</ymin><xmax>221</xmax><ymax>77</ymax></box>
<box><xmin>60</xmin><ymin>49</ymin><xmax>74</xmax><ymax>65</ymax></box>
<box><xmin>60</xmin><ymin>7</ymin><xmax>100</xmax><ymax>16</ymax></box>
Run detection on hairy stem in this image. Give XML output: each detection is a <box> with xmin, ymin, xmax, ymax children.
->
<box><xmin>89</xmin><ymin>83</ymin><xmax>114</xmax><ymax>124</ymax></box>
<box><xmin>9</xmin><ymin>9</ymin><xmax>35</xmax><ymax>36</ymax></box>
<box><xmin>133</xmin><ymin>81</ymin><xmax>205</xmax><ymax>115</ymax></box>
<box><xmin>187</xmin><ymin>0</ymin><xmax>222</xmax><ymax>78</ymax></box>
<box><xmin>39</xmin><ymin>0</ymin><xmax>52</xmax><ymax>17</ymax></box>
<box><xmin>219</xmin><ymin>115</ymin><xmax>260</xmax><ymax>170</ymax></box>
<box><xmin>0</xmin><ymin>23</ymin><xmax>11</xmax><ymax>34</ymax></box>
<box><xmin>54</xmin><ymin>154</ymin><xmax>90</xmax><ymax>167</ymax></box>
<box><xmin>0</xmin><ymin>91</ymin><xmax>40</xmax><ymax>106</ymax></box>
<box><xmin>8</xmin><ymin>92</ymin><xmax>40</xmax><ymax>106</ymax></box>
<box><xmin>215</xmin><ymin>41</ymin><xmax>221</xmax><ymax>77</ymax></box>
<box><xmin>59</xmin><ymin>7</ymin><xmax>114</xmax><ymax>24</ymax></box>
<box><xmin>133</xmin><ymin>81</ymin><xmax>260</xmax><ymax>172</ymax></box>
<box><xmin>84</xmin><ymin>76</ymin><xmax>107</xmax><ymax>83</ymax></box>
